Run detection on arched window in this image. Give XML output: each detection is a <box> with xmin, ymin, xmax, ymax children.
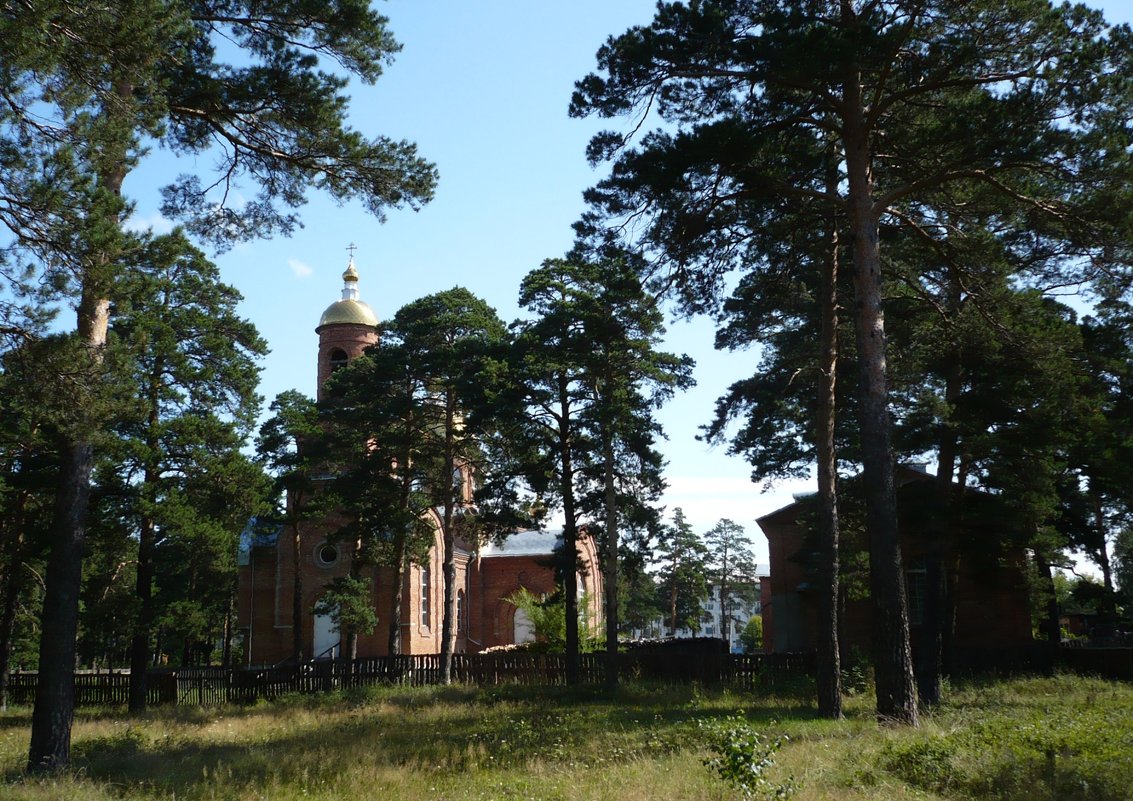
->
<box><xmin>420</xmin><ymin>565</ymin><xmax>430</xmax><ymax>628</ymax></box>
<box><xmin>513</xmin><ymin>607</ymin><xmax>535</xmax><ymax>644</ymax></box>
<box><xmin>329</xmin><ymin>348</ymin><xmax>348</xmax><ymax>372</ymax></box>
<box><xmin>456</xmin><ymin>590</ymin><xmax>466</xmax><ymax>634</ymax></box>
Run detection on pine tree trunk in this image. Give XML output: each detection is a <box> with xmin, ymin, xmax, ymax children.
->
<box><xmin>669</xmin><ymin>584</ymin><xmax>678</xmax><ymax>637</ymax></box>
<box><xmin>559</xmin><ymin>378</ymin><xmax>580</xmax><ymax>685</ymax></box>
<box><xmin>1034</xmin><ymin>551</ymin><xmax>1061</xmax><ymax>646</ymax></box>
<box><xmin>842</xmin><ymin>50</ymin><xmax>918</xmax><ymax>725</ymax></box>
<box><xmin>0</xmin><ymin>495</ymin><xmax>27</xmax><ymax>712</ymax></box>
<box><xmin>28</xmin><ymin>440</ymin><xmax>95</xmax><ymax>772</ymax></box>
<box><xmin>439</xmin><ymin>394</ymin><xmax>457</xmax><ymax>685</ymax></box>
<box><xmin>128</xmin><ymin>512</ymin><xmax>156</xmax><ymax>714</ymax></box>
<box><xmin>720</xmin><ymin>543</ymin><xmax>729</xmax><ymax>646</ymax></box>
<box><xmin>29</xmin><ymin>90</ymin><xmax>127</xmax><ymax>768</ymax></box>
<box><xmin>603</xmin><ymin>433</ymin><xmax>619</xmax><ymax>690</ymax></box>
<box><xmin>440</xmin><ymin>540</ymin><xmax>456</xmax><ymax>683</ymax></box>
<box><xmin>130</xmin><ymin>359</ymin><xmax>166</xmax><ymax>713</ymax></box>
<box><xmin>291</xmin><ymin>520</ymin><xmax>304</xmax><ymax>662</ymax></box>
<box><xmin>0</xmin><ymin>541</ymin><xmax>23</xmax><ymax>711</ymax></box>
<box><xmin>387</xmin><ymin>551</ymin><xmax>405</xmax><ymax>658</ymax></box>
<box><xmin>920</xmin><ymin>360</ymin><xmax>961</xmax><ymax>707</ymax></box>
<box><xmin>0</xmin><ymin>566</ymin><xmax>22</xmax><ymax>713</ymax></box>
<box><xmin>222</xmin><ymin>593</ymin><xmax>233</xmax><ymax>667</ymax></box>
<box><xmin>1091</xmin><ymin>490</ymin><xmax>1118</xmax><ymax>624</ymax></box>
<box><xmin>815</xmin><ymin>177</ymin><xmax>843</xmax><ymax>719</ymax></box>
<box><xmin>387</xmin><ymin>442</ymin><xmax>415</xmax><ymax>665</ymax></box>
<box><xmin>31</xmin><ymin>263</ymin><xmax>115</xmax><ymax>769</ymax></box>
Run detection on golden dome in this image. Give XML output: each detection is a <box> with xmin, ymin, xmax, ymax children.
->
<box><xmin>316</xmin><ymin>253</ymin><xmax>379</xmax><ymax>330</ymax></box>
<box><xmin>318</xmin><ymin>298</ymin><xmax>379</xmax><ymax>329</ymax></box>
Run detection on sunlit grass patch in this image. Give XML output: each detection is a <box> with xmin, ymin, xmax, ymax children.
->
<box><xmin>1</xmin><ymin>673</ymin><xmax>1130</xmax><ymax>800</ymax></box>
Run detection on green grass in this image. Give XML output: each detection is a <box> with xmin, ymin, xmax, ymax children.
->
<box><xmin>1</xmin><ymin>674</ymin><xmax>1130</xmax><ymax>800</ymax></box>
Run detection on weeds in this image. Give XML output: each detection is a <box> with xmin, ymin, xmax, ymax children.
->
<box><xmin>0</xmin><ymin>674</ymin><xmax>1128</xmax><ymax>801</ymax></box>
<box><xmin>699</xmin><ymin>714</ymin><xmax>796</xmax><ymax>799</ymax></box>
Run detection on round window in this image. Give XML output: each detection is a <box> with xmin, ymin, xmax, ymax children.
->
<box><xmin>315</xmin><ymin>542</ymin><xmax>339</xmax><ymax>567</ymax></box>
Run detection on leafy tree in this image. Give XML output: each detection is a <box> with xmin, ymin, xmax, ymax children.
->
<box><xmin>503</xmin><ymin>587</ymin><xmax>600</xmax><ymax>651</ymax></box>
<box><xmin>151</xmin><ymin>446</ymin><xmax>268</xmax><ymax>667</ymax></box>
<box><xmin>572</xmin><ymin>0</ymin><xmax>1133</xmax><ymax>725</ymax></box>
<box><xmin>656</xmin><ymin>508</ymin><xmax>709</xmax><ymax>636</ymax></box>
<box><xmin>739</xmin><ymin>614</ymin><xmax>763</xmax><ymax>654</ymax></box>
<box><xmin>702</xmin><ymin>519</ymin><xmax>758</xmax><ymax>645</ymax></box>
<box><xmin>2</xmin><ymin>1</ymin><xmax>436</xmax><ymax>771</ymax></box>
<box><xmin>1064</xmin><ymin>303</ymin><xmax>1133</xmax><ymax>623</ymax></box>
<box><xmin>618</xmin><ymin>512</ymin><xmax>666</xmax><ymax>637</ymax></box>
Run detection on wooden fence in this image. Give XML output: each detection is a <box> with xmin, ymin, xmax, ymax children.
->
<box><xmin>1058</xmin><ymin>646</ymin><xmax>1133</xmax><ymax>681</ymax></box>
<box><xmin>5</xmin><ymin>671</ymin><xmax>177</xmax><ymax>707</ymax></box>
<box><xmin>8</xmin><ymin>647</ymin><xmax>1127</xmax><ymax>709</ymax></box>
<box><xmin>6</xmin><ymin>650</ymin><xmax>814</xmax><ymax>708</ymax></box>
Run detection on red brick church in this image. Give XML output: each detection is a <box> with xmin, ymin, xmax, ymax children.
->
<box><xmin>236</xmin><ymin>258</ymin><xmax>603</xmax><ymax>664</ymax></box>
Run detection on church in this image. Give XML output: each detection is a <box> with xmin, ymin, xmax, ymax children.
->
<box><xmin>236</xmin><ymin>258</ymin><xmax>603</xmax><ymax>665</ymax></box>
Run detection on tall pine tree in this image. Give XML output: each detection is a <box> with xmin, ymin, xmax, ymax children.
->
<box><xmin>1</xmin><ymin>2</ymin><xmax>436</xmax><ymax>769</ymax></box>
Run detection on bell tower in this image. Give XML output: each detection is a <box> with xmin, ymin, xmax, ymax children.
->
<box><xmin>315</xmin><ymin>252</ymin><xmax>379</xmax><ymax>399</ymax></box>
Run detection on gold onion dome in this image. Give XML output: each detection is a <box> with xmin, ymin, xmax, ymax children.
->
<box><xmin>317</xmin><ymin>255</ymin><xmax>378</xmax><ymax>329</ymax></box>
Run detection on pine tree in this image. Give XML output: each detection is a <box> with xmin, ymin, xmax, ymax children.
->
<box><xmin>512</xmin><ymin>254</ymin><xmax>691</xmax><ymax>685</ymax></box>
<box><xmin>386</xmin><ymin>289</ymin><xmax>507</xmax><ymax>684</ymax></box>
<box><xmin>702</xmin><ymin>519</ymin><xmax>758</xmax><ymax>647</ymax></box>
<box><xmin>108</xmin><ymin>231</ymin><xmax>266</xmax><ymax>711</ymax></box>
<box><xmin>321</xmin><ymin>343</ymin><xmax>448</xmax><ymax>660</ymax></box>
<box><xmin>0</xmin><ymin>346</ymin><xmax>56</xmax><ymax>709</ymax></box>
<box><xmin>656</xmin><ymin>508</ymin><xmax>709</xmax><ymax>636</ymax></box>
<box><xmin>1</xmin><ymin>2</ymin><xmax>436</xmax><ymax>770</ymax></box>
<box><xmin>572</xmin><ymin>0</ymin><xmax>1133</xmax><ymax>725</ymax></box>
<box><xmin>256</xmin><ymin>390</ymin><xmax>322</xmax><ymax>664</ymax></box>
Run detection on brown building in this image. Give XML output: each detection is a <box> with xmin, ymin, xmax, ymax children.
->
<box><xmin>757</xmin><ymin>465</ymin><xmax>1034</xmax><ymax>661</ymax></box>
<box><xmin>235</xmin><ymin>258</ymin><xmax>602</xmax><ymax>665</ymax></box>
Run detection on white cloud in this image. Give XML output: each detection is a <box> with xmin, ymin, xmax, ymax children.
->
<box><xmin>288</xmin><ymin>258</ymin><xmax>314</xmax><ymax>278</ymax></box>
<box><xmin>124</xmin><ymin>211</ymin><xmax>174</xmax><ymax>235</ymax></box>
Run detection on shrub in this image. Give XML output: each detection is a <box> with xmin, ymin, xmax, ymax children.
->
<box><xmin>698</xmin><ymin>714</ymin><xmax>796</xmax><ymax>799</ymax></box>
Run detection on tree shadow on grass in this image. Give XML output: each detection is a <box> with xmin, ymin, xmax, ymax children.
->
<box><xmin>2</xmin><ymin>679</ymin><xmax>837</xmax><ymax>796</ymax></box>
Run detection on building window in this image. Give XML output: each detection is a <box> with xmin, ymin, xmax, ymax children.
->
<box><xmin>905</xmin><ymin>559</ymin><xmax>927</xmax><ymax>626</ymax></box>
<box><xmin>457</xmin><ymin>590</ymin><xmax>466</xmax><ymax>635</ymax></box>
<box><xmin>420</xmin><ymin>565</ymin><xmax>430</xmax><ymax>628</ymax></box>
<box><xmin>315</xmin><ymin>542</ymin><xmax>339</xmax><ymax>568</ymax></box>
<box><xmin>329</xmin><ymin>348</ymin><xmax>348</xmax><ymax>372</ymax></box>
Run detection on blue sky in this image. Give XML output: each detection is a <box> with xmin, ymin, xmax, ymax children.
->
<box><xmin>120</xmin><ymin>0</ymin><xmax>1133</xmax><ymax>563</ymax></box>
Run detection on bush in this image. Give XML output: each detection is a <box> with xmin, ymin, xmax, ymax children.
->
<box><xmin>698</xmin><ymin>714</ymin><xmax>796</xmax><ymax>799</ymax></box>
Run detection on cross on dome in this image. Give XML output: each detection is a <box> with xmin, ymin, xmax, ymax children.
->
<box><xmin>342</xmin><ymin>249</ymin><xmax>360</xmax><ymax>299</ymax></box>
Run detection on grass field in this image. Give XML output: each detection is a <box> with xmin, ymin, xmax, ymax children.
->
<box><xmin>1</xmin><ymin>673</ymin><xmax>1130</xmax><ymax>800</ymax></box>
